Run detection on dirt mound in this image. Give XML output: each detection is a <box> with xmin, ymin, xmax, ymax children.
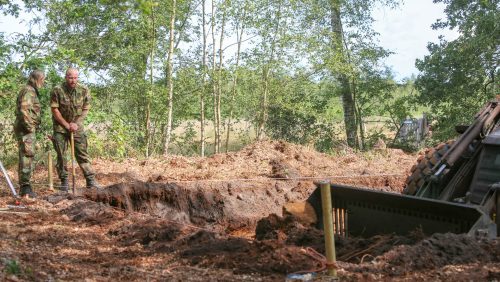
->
<box><xmin>84</xmin><ymin>182</ymin><xmax>224</xmax><ymax>226</ymax></box>
<box><xmin>380</xmin><ymin>233</ymin><xmax>500</xmax><ymax>270</ymax></box>
<box><xmin>177</xmin><ymin>230</ymin><xmax>316</xmax><ymax>276</ymax></box>
<box><xmin>171</xmin><ymin>214</ymin><xmax>500</xmax><ymax>278</ymax></box>
<box><xmin>255</xmin><ymin>214</ymin><xmax>323</xmax><ymax>247</ymax></box>
<box><xmin>83</xmin><ymin>179</ymin><xmax>320</xmax><ymax>235</ymax></box>
<box><xmin>254</xmin><ymin>214</ymin><xmax>426</xmax><ymax>262</ymax></box>
<box><xmin>10</xmin><ymin>139</ymin><xmax>495</xmax><ymax>281</ymax></box>
<box><xmin>87</xmin><ymin>140</ymin><xmax>415</xmax><ymax>192</ymax></box>
<box><xmin>109</xmin><ymin>217</ymin><xmax>185</xmax><ymax>247</ymax></box>
<box><xmin>61</xmin><ymin>200</ymin><xmax>124</xmax><ymax>225</ymax></box>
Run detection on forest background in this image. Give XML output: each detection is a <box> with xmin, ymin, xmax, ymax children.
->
<box><xmin>0</xmin><ymin>0</ymin><xmax>498</xmax><ymax>164</ymax></box>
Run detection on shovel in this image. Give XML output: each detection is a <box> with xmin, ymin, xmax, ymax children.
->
<box><xmin>0</xmin><ymin>158</ymin><xmax>18</xmax><ymax>198</ymax></box>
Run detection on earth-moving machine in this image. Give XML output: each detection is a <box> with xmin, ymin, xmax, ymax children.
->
<box><xmin>286</xmin><ymin>96</ymin><xmax>500</xmax><ymax>238</ymax></box>
<box><xmin>392</xmin><ymin>113</ymin><xmax>429</xmax><ymax>149</ymax></box>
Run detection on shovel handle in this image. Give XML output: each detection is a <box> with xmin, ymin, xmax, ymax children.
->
<box><xmin>0</xmin><ymin>159</ymin><xmax>17</xmax><ymax>197</ymax></box>
<box><xmin>70</xmin><ymin>132</ymin><xmax>76</xmax><ymax>194</ymax></box>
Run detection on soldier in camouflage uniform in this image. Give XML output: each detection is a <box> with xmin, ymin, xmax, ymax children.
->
<box><xmin>14</xmin><ymin>70</ymin><xmax>45</xmax><ymax>198</ymax></box>
<box><xmin>50</xmin><ymin>68</ymin><xmax>101</xmax><ymax>190</ymax></box>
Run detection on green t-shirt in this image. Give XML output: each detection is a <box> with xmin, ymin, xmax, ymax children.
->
<box><xmin>50</xmin><ymin>82</ymin><xmax>91</xmax><ymax>133</ymax></box>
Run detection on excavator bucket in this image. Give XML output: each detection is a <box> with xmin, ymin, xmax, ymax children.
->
<box><xmin>290</xmin><ymin>183</ymin><xmax>496</xmax><ymax>238</ymax></box>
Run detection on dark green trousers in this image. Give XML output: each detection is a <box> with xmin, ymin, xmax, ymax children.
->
<box><xmin>52</xmin><ymin>131</ymin><xmax>95</xmax><ymax>181</ymax></box>
<box><xmin>16</xmin><ymin>132</ymin><xmax>35</xmax><ymax>187</ymax></box>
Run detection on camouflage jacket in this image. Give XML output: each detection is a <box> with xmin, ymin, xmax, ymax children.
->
<box><xmin>14</xmin><ymin>85</ymin><xmax>41</xmax><ymax>135</ymax></box>
<box><xmin>50</xmin><ymin>82</ymin><xmax>91</xmax><ymax>133</ymax></box>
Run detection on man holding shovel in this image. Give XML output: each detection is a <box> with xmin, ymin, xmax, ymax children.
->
<box><xmin>50</xmin><ymin>67</ymin><xmax>101</xmax><ymax>191</ymax></box>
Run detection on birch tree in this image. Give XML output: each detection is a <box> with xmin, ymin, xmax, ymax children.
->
<box><xmin>298</xmin><ymin>0</ymin><xmax>399</xmax><ymax>148</ymax></box>
<box><xmin>163</xmin><ymin>0</ymin><xmax>177</xmax><ymax>155</ymax></box>
<box><xmin>145</xmin><ymin>0</ymin><xmax>156</xmax><ymax>157</ymax></box>
<box><xmin>225</xmin><ymin>0</ymin><xmax>249</xmax><ymax>152</ymax></box>
<box><xmin>252</xmin><ymin>0</ymin><xmax>292</xmax><ymax>140</ymax></box>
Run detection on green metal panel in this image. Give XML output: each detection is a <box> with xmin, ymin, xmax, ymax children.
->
<box><xmin>307</xmin><ymin>184</ymin><xmax>484</xmax><ymax>237</ymax></box>
<box><xmin>469</xmin><ymin>144</ymin><xmax>500</xmax><ymax>204</ymax></box>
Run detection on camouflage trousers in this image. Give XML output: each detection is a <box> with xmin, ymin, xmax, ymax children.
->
<box><xmin>52</xmin><ymin>131</ymin><xmax>95</xmax><ymax>181</ymax></box>
<box><xmin>16</xmin><ymin>132</ymin><xmax>36</xmax><ymax>187</ymax></box>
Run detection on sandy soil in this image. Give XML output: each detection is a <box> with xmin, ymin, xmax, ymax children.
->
<box><xmin>0</xmin><ymin>140</ymin><xmax>499</xmax><ymax>281</ymax></box>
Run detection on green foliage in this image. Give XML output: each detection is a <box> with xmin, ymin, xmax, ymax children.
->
<box><xmin>86</xmin><ymin>111</ymin><xmax>135</xmax><ymax>159</ymax></box>
<box><xmin>266</xmin><ymin>104</ymin><xmax>316</xmax><ymax>144</ymax></box>
<box><xmin>364</xmin><ymin>128</ymin><xmax>389</xmax><ymax>149</ymax></box>
<box><xmin>415</xmin><ymin>0</ymin><xmax>499</xmax><ymax>140</ymax></box>
<box><xmin>2</xmin><ymin>0</ymin><xmax>469</xmax><ymax>161</ymax></box>
<box><xmin>293</xmin><ymin>0</ymin><xmax>400</xmax><ymax>148</ymax></box>
<box><xmin>1</xmin><ymin>258</ymin><xmax>34</xmax><ymax>279</ymax></box>
<box><xmin>171</xmin><ymin>121</ymin><xmax>199</xmax><ymax>156</ymax></box>
<box><xmin>266</xmin><ymin>105</ymin><xmax>345</xmax><ymax>153</ymax></box>
<box><xmin>4</xmin><ymin>259</ymin><xmax>21</xmax><ymax>275</ymax></box>
<box><xmin>0</xmin><ymin>1</ymin><xmax>20</xmax><ymax>16</ymax></box>
<box><xmin>264</xmin><ymin>72</ymin><xmax>343</xmax><ymax>152</ymax></box>
<box><xmin>98</xmin><ymin>0</ymin><xmax>159</xmax><ymax>14</ymax></box>
<box><xmin>381</xmin><ymin>80</ymin><xmax>421</xmax><ymax>130</ymax></box>
<box><xmin>0</xmin><ymin>36</ymin><xmax>23</xmax><ymax>163</ymax></box>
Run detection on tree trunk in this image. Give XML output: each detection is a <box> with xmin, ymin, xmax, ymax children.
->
<box><xmin>257</xmin><ymin>1</ymin><xmax>282</xmax><ymax>140</ymax></box>
<box><xmin>217</xmin><ymin>1</ymin><xmax>227</xmax><ymax>152</ymax></box>
<box><xmin>225</xmin><ymin>5</ymin><xmax>246</xmax><ymax>152</ymax></box>
<box><xmin>257</xmin><ymin>66</ymin><xmax>270</xmax><ymax>140</ymax></box>
<box><xmin>353</xmin><ymin>81</ymin><xmax>364</xmax><ymax>150</ymax></box>
<box><xmin>331</xmin><ymin>0</ymin><xmax>357</xmax><ymax>148</ymax></box>
<box><xmin>163</xmin><ymin>0</ymin><xmax>177</xmax><ymax>155</ymax></box>
<box><xmin>145</xmin><ymin>1</ymin><xmax>155</xmax><ymax>158</ymax></box>
<box><xmin>211</xmin><ymin>0</ymin><xmax>219</xmax><ymax>154</ymax></box>
<box><xmin>200</xmin><ymin>0</ymin><xmax>207</xmax><ymax>157</ymax></box>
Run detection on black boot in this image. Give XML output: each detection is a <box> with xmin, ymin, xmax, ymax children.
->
<box><xmin>86</xmin><ymin>177</ymin><xmax>102</xmax><ymax>189</ymax></box>
<box><xmin>19</xmin><ymin>184</ymin><xmax>36</xmax><ymax>199</ymax></box>
<box><xmin>59</xmin><ymin>178</ymin><xmax>69</xmax><ymax>192</ymax></box>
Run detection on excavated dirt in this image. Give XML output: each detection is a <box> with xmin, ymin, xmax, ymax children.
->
<box><xmin>0</xmin><ymin>140</ymin><xmax>499</xmax><ymax>281</ymax></box>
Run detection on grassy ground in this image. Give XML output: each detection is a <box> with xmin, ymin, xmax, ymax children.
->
<box><xmin>170</xmin><ymin>119</ymin><xmax>257</xmax><ymax>156</ymax></box>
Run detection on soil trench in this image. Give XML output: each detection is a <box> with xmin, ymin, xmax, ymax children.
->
<box><xmin>1</xmin><ymin>140</ymin><xmax>499</xmax><ymax>281</ymax></box>
<box><xmin>83</xmin><ymin>179</ymin><xmax>316</xmax><ymax>233</ymax></box>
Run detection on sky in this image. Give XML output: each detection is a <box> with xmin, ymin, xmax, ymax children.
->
<box><xmin>0</xmin><ymin>0</ymin><xmax>460</xmax><ymax>81</ymax></box>
<box><xmin>373</xmin><ymin>0</ymin><xmax>459</xmax><ymax>80</ymax></box>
